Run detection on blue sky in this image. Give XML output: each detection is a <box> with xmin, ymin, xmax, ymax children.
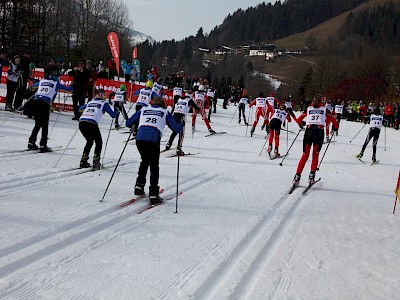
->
<box><xmin>125</xmin><ymin>1</ymin><xmax>275</xmax><ymax>42</ymax></box>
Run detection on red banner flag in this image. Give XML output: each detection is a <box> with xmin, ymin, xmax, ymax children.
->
<box><xmin>107</xmin><ymin>32</ymin><xmax>120</xmax><ymax>76</ymax></box>
<box><xmin>132</xmin><ymin>47</ymin><xmax>138</xmax><ymax>59</ymax></box>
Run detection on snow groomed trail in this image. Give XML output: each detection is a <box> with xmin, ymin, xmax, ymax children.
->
<box><xmin>0</xmin><ymin>102</ymin><xmax>399</xmax><ymax>299</ymax></box>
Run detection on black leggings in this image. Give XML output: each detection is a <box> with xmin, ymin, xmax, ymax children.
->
<box><xmin>79</xmin><ymin>121</ymin><xmax>102</xmax><ymax>156</ymax></box>
<box><xmin>29</xmin><ymin>100</ymin><xmax>50</xmax><ymax>146</ymax></box>
<box><xmin>136</xmin><ymin>140</ymin><xmax>160</xmax><ymax>190</ymax></box>
<box><xmin>361</xmin><ymin>128</ymin><xmax>380</xmax><ymax>156</ymax></box>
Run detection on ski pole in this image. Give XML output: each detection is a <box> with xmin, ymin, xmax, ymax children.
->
<box><xmin>393</xmin><ymin>171</ymin><xmax>400</xmax><ymax>214</ymax></box>
<box><xmin>246</xmin><ymin>106</ymin><xmax>253</xmax><ymax>136</ymax></box>
<box><xmin>258</xmin><ymin>136</ymin><xmax>269</xmax><ymax>156</ymax></box>
<box><xmin>100</xmin><ymin>130</ymin><xmax>133</xmax><ymax>202</ymax></box>
<box><xmin>349</xmin><ymin>123</ymin><xmax>367</xmax><ymax>143</ymax></box>
<box><xmin>229</xmin><ymin>105</ymin><xmax>239</xmax><ymax>124</ymax></box>
<box><xmin>53</xmin><ymin>127</ymin><xmax>79</xmax><ymax>168</ymax></box>
<box><xmin>99</xmin><ymin>118</ymin><xmax>114</xmax><ymax>175</ymax></box>
<box><xmin>317</xmin><ymin>132</ymin><xmax>335</xmax><ymax>171</ymax></box>
<box><xmin>175</xmin><ymin>131</ymin><xmax>183</xmax><ymax>213</ymax></box>
<box><xmin>384</xmin><ymin>124</ymin><xmax>386</xmax><ymax>151</ymax></box>
<box><xmin>279</xmin><ymin>129</ymin><xmax>302</xmax><ymax>166</ymax></box>
<box><xmin>286</xmin><ymin>120</ymin><xmax>289</xmax><ymax>153</ymax></box>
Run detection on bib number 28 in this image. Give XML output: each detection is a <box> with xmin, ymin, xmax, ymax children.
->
<box><xmin>145</xmin><ymin>117</ymin><xmax>157</xmax><ymax>124</ymax></box>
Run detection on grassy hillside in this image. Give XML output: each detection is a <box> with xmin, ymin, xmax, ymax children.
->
<box><xmin>273</xmin><ymin>0</ymin><xmax>393</xmax><ymax>50</ymax></box>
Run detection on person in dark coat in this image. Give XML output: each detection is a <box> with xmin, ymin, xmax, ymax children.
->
<box><xmin>13</xmin><ymin>50</ymin><xmax>32</xmax><ymax>110</ymax></box>
<box><xmin>68</xmin><ymin>59</ymin><xmax>90</xmax><ymax>120</ymax></box>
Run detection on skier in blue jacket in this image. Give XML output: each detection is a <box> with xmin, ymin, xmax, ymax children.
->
<box><xmin>126</xmin><ymin>97</ymin><xmax>183</xmax><ymax>205</ymax></box>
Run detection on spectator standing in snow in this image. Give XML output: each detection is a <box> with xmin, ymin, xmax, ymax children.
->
<box><xmin>14</xmin><ymin>50</ymin><xmax>32</xmax><ymax>110</ymax></box>
<box><xmin>107</xmin><ymin>57</ymin><xmax>117</xmax><ymax>80</ymax></box>
<box><xmin>5</xmin><ymin>55</ymin><xmax>21</xmax><ymax>111</ymax></box>
<box><xmin>86</xmin><ymin>60</ymin><xmax>97</xmax><ymax>102</ymax></box>
<box><xmin>68</xmin><ymin>59</ymin><xmax>90</xmax><ymax>120</ymax></box>
<box><xmin>0</xmin><ymin>49</ymin><xmax>6</xmax><ymax>84</ymax></box>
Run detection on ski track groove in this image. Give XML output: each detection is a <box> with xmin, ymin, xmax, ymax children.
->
<box><xmin>0</xmin><ymin>173</ymin><xmax>214</xmax><ymax>288</ymax></box>
<box><xmin>0</xmin><ymin>160</ymin><xmax>136</xmax><ymax>198</ymax></box>
<box><xmin>192</xmin><ymin>186</ymin><xmax>308</xmax><ymax>299</ymax></box>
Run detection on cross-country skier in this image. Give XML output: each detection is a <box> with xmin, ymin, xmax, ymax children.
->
<box><xmin>78</xmin><ymin>89</ymin><xmax>117</xmax><ymax>170</ymax></box>
<box><xmin>126</xmin><ymin>97</ymin><xmax>183</xmax><ymax>205</ymax></box>
<box><xmin>356</xmin><ymin>107</ymin><xmax>384</xmax><ymax>163</ymax></box>
<box><xmin>27</xmin><ymin>76</ymin><xmax>72</xmax><ymax>152</ymax></box>
<box><xmin>131</xmin><ymin>80</ymin><xmax>158</xmax><ymax>136</ymax></box>
<box><xmin>171</xmin><ymin>85</ymin><xmax>183</xmax><ymax>114</ymax></box>
<box><xmin>334</xmin><ymin>99</ymin><xmax>344</xmax><ymax>134</ymax></box>
<box><xmin>191</xmin><ymin>85</ymin><xmax>215</xmax><ymax>134</ymax></box>
<box><xmin>267</xmin><ymin>103</ymin><xmax>296</xmax><ymax>158</ymax></box>
<box><xmin>165</xmin><ymin>93</ymin><xmax>200</xmax><ymax>156</ymax></box>
<box><xmin>325</xmin><ymin>101</ymin><xmax>335</xmax><ymax>142</ymax></box>
<box><xmin>249</xmin><ymin>92</ymin><xmax>273</xmax><ymax>137</ymax></box>
<box><xmin>109</xmin><ymin>84</ymin><xmax>128</xmax><ymax>129</ymax></box>
<box><xmin>238</xmin><ymin>95</ymin><xmax>250</xmax><ymax>125</ymax></box>
<box><xmin>292</xmin><ymin>95</ymin><xmax>338</xmax><ymax>186</ymax></box>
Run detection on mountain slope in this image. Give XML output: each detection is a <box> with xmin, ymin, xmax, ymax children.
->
<box><xmin>273</xmin><ymin>0</ymin><xmax>394</xmax><ymax>50</ymax></box>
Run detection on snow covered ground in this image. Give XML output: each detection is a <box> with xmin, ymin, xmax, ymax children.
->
<box><xmin>0</xmin><ymin>100</ymin><xmax>399</xmax><ymax>300</ymax></box>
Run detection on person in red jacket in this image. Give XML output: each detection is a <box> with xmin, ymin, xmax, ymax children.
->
<box><xmin>384</xmin><ymin>102</ymin><xmax>393</xmax><ymax>127</ymax></box>
<box><xmin>249</xmin><ymin>92</ymin><xmax>273</xmax><ymax>137</ymax></box>
<box><xmin>292</xmin><ymin>95</ymin><xmax>338</xmax><ymax>186</ymax></box>
<box><xmin>86</xmin><ymin>60</ymin><xmax>97</xmax><ymax>102</ymax></box>
<box><xmin>107</xmin><ymin>57</ymin><xmax>117</xmax><ymax>80</ymax></box>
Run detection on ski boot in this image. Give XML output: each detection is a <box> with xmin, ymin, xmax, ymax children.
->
<box><xmin>250</xmin><ymin>127</ymin><xmax>255</xmax><ymax>137</ymax></box>
<box><xmin>308</xmin><ymin>171</ymin><xmax>316</xmax><ymax>184</ymax></box>
<box><xmin>274</xmin><ymin>148</ymin><xmax>280</xmax><ymax>158</ymax></box>
<box><xmin>238</xmin><ymin>118</ymin><xmax>241</xmax><ymax>124</ymax></box>
<box><xmin>80</xmin><ymin>153</ymin><xmax>91</xmax><ymax>168</ymax></box>
<box><xmin>28</xmin><ymin>141</ymin><xmax>39</xmax><ymax>150</ymax></box>
<box><xmin>115</xmin><ymin>123</ymin><xmax>121</xmax><ymax>130</ymax></box>
<box><xmin>134</xmin><ymin>182</ymin><xmax>145</xmax><ymax>196</ymax></box>
<box><xmin>165</xmin><ymin>143</ymin><xmax>171</xmax><ymax>151</ymax></box>
<box><xmin>5</xmin><ymin>103</ymin><xmax>13</xmax><ymax>111</ymax></box>
<box><xmin>267</xmin><ymin>144</ymin><xmax>272</xmax><ymax>155</ymax></box>
<box><xmin>261</xmin><ymin>124</ymin><xmax>265</xmax><ymax>130</ymax></box>
<box><xmin>92</xmin><ymin>154</ymin><xmax>101</xmax><ymax>171</ymax></box>
<box><xmin>192</xmin><ymin>126</ymin><xmax>195</xmax><ymax>133</ymax></box>
<box><xmin>372</xmin><ymin>155</ymin><xmax>377</xmax><ymax>163</ymax></box>
<box><xmin>292</xmin><ymin>174</ymin><xmax>301</xmax><ymax>186</ymax></box>
<box><xmin>149</xmin><ymin>186</ymin><xmax>163</xmax><ymax>205</ymax></box>
<box><xmin>245</xmin><ymin>121</ymin><xmax>249</xmax><ymax>126</ymax></box>
<box><xmin>356</xmin><ymin>152</ymin><xmax>363</xmax><ymax>159</ymax></box>
<box><xmin>208</xmin><ymin>128</ymin><xmax>216</xmax><ymax>134</ymax></box>
<box><xmin>176</xmin><ymin>148</ymin><xmax>185</xmax><ymax>156</ymax></box>
<box><xmin>326</xmin><ymin>136</ymin><xmax>330</xmax><ymax>143</ymax></box>
<box><xmin>265</xmin><ymin>125</ymin><xmax>270</xmax><ymax>132</ymax></box>
<box><xmin>40</xmin><ymin>145</ymin><xmax>52</xmax><ymax>153</ymax></box>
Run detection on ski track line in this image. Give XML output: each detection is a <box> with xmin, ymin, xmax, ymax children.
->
<box><xmin>0</xmin><ymin>160</ymin><xmax>135</xmax><ymax>198</ymax></box>
<box><xmin>0</xmin><ymin>173</ymin><xmax>212</xmax><ymax>282</ymax></box>
<box><xmin>192</xmin><ymin>187</ymin><xmax>307</xmax><ymax>300</ymax></box>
